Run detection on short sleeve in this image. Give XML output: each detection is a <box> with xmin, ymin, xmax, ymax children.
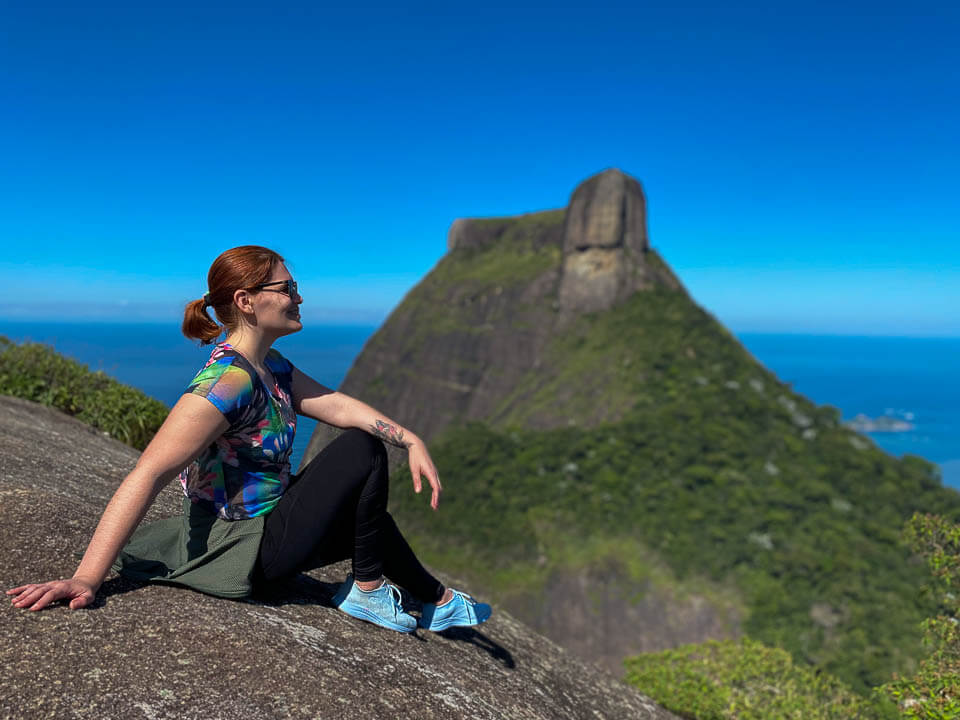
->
<box><xmin>185</xmin><ymin>355</ymin><xmax>254</xmax><ymax>424</ymax></box>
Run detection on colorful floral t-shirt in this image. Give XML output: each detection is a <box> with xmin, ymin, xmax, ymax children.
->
<box><xmin>178</xmin><ymin>343</ymin><xmax>297</xmax><ymax>520</ymax></box>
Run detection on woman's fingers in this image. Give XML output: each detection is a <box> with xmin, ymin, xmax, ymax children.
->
<box><xmin>8</xmin><ymin>584</ymin><xmax>43</xmax><ymax>603</ymax></box>
<box><xmin>29</xmin><ymin>588</ymin><xmax>64</xmax><ymax>611</ymax></box>
<box><xmin>408</xmin><ymin>444</ymin><xmax>442</xmax><ymax>510</ymax></box>
<box><xmin>412</xmin><ymin>467</ymin><xmax>439</xmax><ymax>509</ymax></box>
<box><xmin>423</xmin><ymin>465</ymin><xmax>442</xmax><ymax>510</ymax></box>
<box><xmin>9</xmin><ymin>584</ymin><xmax>54</xmax><ymax>609</ymax></box>
<box><xmin>8</xmin><ymin>580</ymin><xmax>92</xmax><ymax>611</ymax></box>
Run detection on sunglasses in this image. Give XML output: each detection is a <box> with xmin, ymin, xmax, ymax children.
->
<box><xmin>251</xmin><ymin>279</ymin><xmax>299</xmax><ymax>298</ymax></box>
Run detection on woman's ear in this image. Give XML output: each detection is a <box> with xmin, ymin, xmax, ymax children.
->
<box><xmin>233</xmin><ymin>288</ymin><xmax>256</xmax><ymax>315</ymax></box>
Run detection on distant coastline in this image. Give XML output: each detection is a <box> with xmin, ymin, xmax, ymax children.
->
<box><xmin>2</xmin><ymin>321</ymin><xmax>958</xmax><ymax>488</ymax></box>
<box><xmin>844</xmin><ymin>413</ymin><xmax>915</xmax><ymax>433</ymax></box>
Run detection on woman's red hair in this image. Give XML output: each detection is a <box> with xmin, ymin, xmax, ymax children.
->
<box><xmin>182</xmin><ymin>246</ymin><xmax>284</xmax><ymax>344</ymax></box>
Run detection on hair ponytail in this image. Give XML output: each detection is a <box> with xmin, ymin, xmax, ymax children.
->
<box><xmin>182</xmin><ymin>297</ymin><xmax>223</xmax><ymax>344</ymax></box>
<box><xmin>181</xmin><ymin>246</ymin><xmax>284</xmax><ymax>344</ymax></box>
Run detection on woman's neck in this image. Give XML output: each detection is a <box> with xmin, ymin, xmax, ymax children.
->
<box><xmin>224</xmin><ymin>329</ymin><xmax>275</xmax><ymax>370</ymax></box>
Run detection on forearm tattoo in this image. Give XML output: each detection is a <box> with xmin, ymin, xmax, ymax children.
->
<box><xmin>369</xmin><ymin>419</ymin><xmax>411</xmax><ymax>448</ymax></box>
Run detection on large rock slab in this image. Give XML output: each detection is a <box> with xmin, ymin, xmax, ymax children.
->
<box><xmin>0</xmin><ymin>396</ymin><xmax>678</xmax><ymax>719</ymax></box>
<box><xmin>558</xmin><ymin>168</ymin><xmax>653</xmax><ymax>314</ymax></box>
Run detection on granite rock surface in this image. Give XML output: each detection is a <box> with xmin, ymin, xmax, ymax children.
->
<box><xmin>0</xmin><ymin>396</ymin><xmax>679</xmax><ymax>720</ymax></box>
<box><xmin>558</xmin><ymin>168</ymin><xmax>655</xmax><ymax>315</ymax></box>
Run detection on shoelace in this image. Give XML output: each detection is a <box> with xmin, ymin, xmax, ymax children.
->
<box><xmin>452</xmin><ymin>589</ymin><xmax>477</xmax><ymax>607</ymax></box>
<box><xmin>387</xmin><ymin>583</ymin><xmax>406</xmax><ymax>613</ymax></box>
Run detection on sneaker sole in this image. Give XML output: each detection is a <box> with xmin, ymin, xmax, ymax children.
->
<box><xmin>338</xmin><ymin>601</ymin><xmax>417</xmax><ymax>633</ymax></box>
<box><xmin>421</xmin><ymin>607</ymin><xmax>492</xmax><ymax>632</ymax></box>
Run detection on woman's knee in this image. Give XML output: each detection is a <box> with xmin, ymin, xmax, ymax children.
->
<box><xmin>338</xmin><ymin>428</ymin><xmax>388</xmax><ymax>465</ymax></box>
<box><xmin>294</xmin><ymin>429</ymin><xmax>386</xmax><ymax>491</ymax></box>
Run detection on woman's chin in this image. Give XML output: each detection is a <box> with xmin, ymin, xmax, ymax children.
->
<box><xmin>275</xmin><ymin>318</ymin><xmax>303</xmax><ymax>337</ymax></box>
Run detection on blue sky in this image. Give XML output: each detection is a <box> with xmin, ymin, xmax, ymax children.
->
<box><xmin>1</xmin><ymin>1</ymin><xmax>957</xmax><ymax>335</ymax></box>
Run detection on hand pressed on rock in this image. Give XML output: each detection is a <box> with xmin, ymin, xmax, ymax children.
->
<box><xmin>6</xmin><ymin>578</ymin><xmax>97</xmax><ymax>611</ymax></box>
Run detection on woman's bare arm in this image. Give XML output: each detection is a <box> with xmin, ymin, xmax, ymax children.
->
<box><xmin>292</xmin><ymin>368</ymin><xmax>442</xmax><ymax>509</ymax></box>
<box><xmin>7</xmin><ymin>393</ymin><xmax>228</xmax><ymax>611</ymax></box>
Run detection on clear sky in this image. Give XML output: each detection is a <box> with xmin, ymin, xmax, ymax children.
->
<box><xmin>1</xmin><ymin>1</ymin><xmax>957</xmax><ymax>335</ymax></box>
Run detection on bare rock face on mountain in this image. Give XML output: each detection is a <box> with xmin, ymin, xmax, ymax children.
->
<box><xmin>304</xmin><ymin>168</ymin><xmax>684</xmax><ymax>464</ymax></box>
<box><xmin>559</xmin><ymin>168</ymin><xmax>657</xmax><ymax>315</ymax></box>
<box><xmin>0</xmin><ymin>396</ymin><xmax>679</xmax><ymax>720</ymax></box>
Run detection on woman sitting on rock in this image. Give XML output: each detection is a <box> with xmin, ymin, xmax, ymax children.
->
<box><xmin>8</xmin><ymin>245</ymin><xmax>491</xmax><ymax>633</ymax></box>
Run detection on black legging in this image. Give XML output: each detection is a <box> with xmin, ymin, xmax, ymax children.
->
<box><xmin>255</xmin><ymin>428</ymin><xmax>444</xmax><ymax>603</ymax></box>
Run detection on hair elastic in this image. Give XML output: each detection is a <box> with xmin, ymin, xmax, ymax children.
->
<box><xmin>202</xmin><ymin>293</ymin><xmax>212</xmax><ymax>309</ymax></box>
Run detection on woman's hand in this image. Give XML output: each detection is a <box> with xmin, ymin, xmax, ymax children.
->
<box><xmin>6</xmin><ymin>578</ymin><xmax>97</xmax><ymax>611</ymax></box>
<box><xmin>407</xmin><ymin>435</ymin><xmax>442</xmax><ymax>510</ymax></box>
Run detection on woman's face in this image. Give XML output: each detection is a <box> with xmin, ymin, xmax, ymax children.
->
<box><xmin>249</xmin><ymin>262</ymin><xmax>303</xmax><ymax>337</ymax></box>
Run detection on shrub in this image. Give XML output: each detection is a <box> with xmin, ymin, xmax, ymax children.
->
<box><xmin>0</xmin><ymin>336</ymin><xmax>168</xmax><ymax>450</ymax></box>
<box><xmin>624</xmin><ymin>637</ymin><xmax>897</xmax><ymax>719</ymax></box>
<box><xmin>881</xmin><ymin>513</ymin><xmax>960</xmax><ymax>718</ymax></box>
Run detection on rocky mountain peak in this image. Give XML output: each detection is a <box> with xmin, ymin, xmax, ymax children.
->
<box><xmin>306</xmin><ymin>169</ymin><xmax>687</xmax><ymax>455</ymax></box>
<box><xmin>562</xmin><ymin>167</ymin><xmax>649</xmax><ymax>254</ymax></box>
<box><xmin>559</xmin><ymin>168</ymin><xmax>660</xmax><ymax>315</ymax></box>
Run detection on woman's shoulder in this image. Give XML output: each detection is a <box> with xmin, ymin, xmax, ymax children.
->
<box><xmin>189</xmin><ymin>344</ymin><xmax>255</xmax><ymax>388</ymax></box>
<box><xmin>186</xmin><ymin>344</ymin><xmax>256</xmax><ymax>411</ymax></box>
<box><xmin>199</xmin><ymin>344</ymin><xmax>251</xmax><ymax>373</ymax></box>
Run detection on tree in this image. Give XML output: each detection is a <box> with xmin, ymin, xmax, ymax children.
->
<box><xmin>882</xmin><ymin>513</ymin><xmax>960</xmax><ymax>718</ymax></box>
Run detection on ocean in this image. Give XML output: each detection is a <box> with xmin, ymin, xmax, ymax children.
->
<box><xmin>0</xmin><ymin>320</ymin><xmax>369</xmax><ymax>475</ymax></box>
<box><xmin>2</xmin><ymin>321</ymin><xmax>958</xmax><ymax>489</ymax></box>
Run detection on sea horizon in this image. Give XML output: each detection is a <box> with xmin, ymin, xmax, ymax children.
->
<box><xmin>2</xmin><ymin>319</ymin><xmax>957</xmax><ymax>489</ymax></box>
<box><xmin>4</xmin><ymin>314</ymin><xmax>959</xmax><ymax>339</ymax></box>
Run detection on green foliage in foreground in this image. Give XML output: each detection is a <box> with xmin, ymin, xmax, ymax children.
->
<box><xmin>880</xmin><ymin>514</ymin><xmax>960</xmax><ymax>718</ymax></box>
<box><xmin>624</xmin><ymin>637</ymin><xmax>898</xmax><ymax>719</ymax></box>
<box><xmin>626</xmin><ymin>511</ymin><xmax>960</xmax><ymax>720</ymax></box>
<box><xmin>0</xmin><ymin>336</ymin><xmax>168</xmax><ymax>450</ymax></box>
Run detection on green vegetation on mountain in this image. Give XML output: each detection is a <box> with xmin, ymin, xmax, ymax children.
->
<box><xmin>879</xmin><ymin>513</ymin><xmax>960</xmax><ymax>717</ymax></box>
<box><xmin>624</xmin><ymin>637</ymin><xmax>897</xmax><ymax>719</ymax></box>
<box><xmin>451</xmin><ymin>211</ymin><xmax>565</xmax><ymax>284</ymax></box>
<box><xmin>388</xmin><ymin>285</ymin><xmax>960</xmax><ymax>695</ymax></box>
<box><xmin>307</xmin><ymin>169</ymin><xmax>960</xmax><ymax>714</ymax></box>
<box><xmin>363</xmin><ymin>210</ymin><xmax>564</xmax><ymax>360</ymax></box>
<box><xmin>492</xmin><ymin>264</ymin><xmax>755</xmax><ymax>426</ymax></box>
<box><xmin>624</xmin><ymin>513</ymin><xmax>960</xmax><ymax>718</ymax></box>
<box><xmin>0</xmin><ymin>336</ymin><xmax>168</xmax><ymax>449</ymax></box>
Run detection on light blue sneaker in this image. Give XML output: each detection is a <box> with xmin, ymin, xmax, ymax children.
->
<box><xmin>331</xmin><ymin>575</ymin><xmax>418</xmax><ymax>633</ymax></box>
<box><xmin>419</xmin><ymin>589</ymin><xmax>492</xmax><ymax>632</ymax></box>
